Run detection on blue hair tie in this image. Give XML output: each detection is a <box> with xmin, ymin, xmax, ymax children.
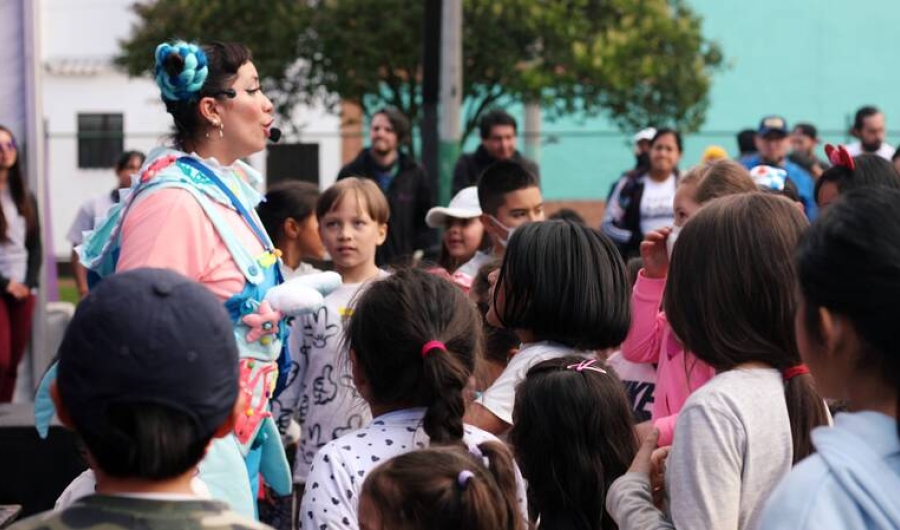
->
<box><xmin>154</xmin><ymin>40</ymin><xmax>209</xmax><ymax>102</ymax></box>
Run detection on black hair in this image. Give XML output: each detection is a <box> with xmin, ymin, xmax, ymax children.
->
<box><xmin>665</xmin><ymin>193</ymin><xmax>829</xmax><ymax>462</ymax></box>
<box><xmin>814</xmin><ymin>154</ymin><xmax>900</xmax><ymax>206</ymax></box>
<box><xmin>494</xmin><ymin>221</ymin><xmax>630</xmax><ymax>350</ymax></box>
<box><xmin>548</xmin><ymin>208</ymin><xmax>585</xmax><ymax>224</ymax></box>
<box><xmin>373</xmin><ymin>108</ymin><xmax>411</xmax><ymax>147</ymax></box>
<box><xmin>853</xmin><ymin>105</ymin><xmax>881</xmax><ymax>132</ymax></box>
<box><xmin>737</xmin><ymin>129</ymin><xmax>757</xmax><ymax>156</ymax></box>
<box><xmin>76</xmin><ymin>401</ymin><xmax>210</xmax><ymax>480</ymax></box>
<box><xmin>651</xmin><ymin>127</ymin><xmax>683</xmax><ymax>153</ymax></box>
<box><xmin>160</xmin><ymin>42</ymin><xmax>252</xmax><ymax>149</ymax></box>
<box><xmin>479</xmin><ymin>109</ymin><xmax>518</xmax><ymax>139</ymax></box>
<box><xmin>257</xmin><ymin>181</ymin><xmax>320</xmax><ymax>245</ymax></box>
<box><xmin>0</xmin><ymin>125</ymin><xmax>37</xmax><ymax>241</ymax></box>
<box><xmin>510</xmin><ymin>355</ymin><xmax>636</xmax><ymax>530</ymax></box>
<box><xmin>348</xmin><ymin>268</ymin><xmax>481</xmax><ymax>444</ymax></box>
<box><xmin>796</xmin><ymin>187</ymin><xmax>900</xmax><ymax>441</ymax></box>
<box><xmin>114</xmin><ymin>150</ymin><xmax>146</xmax><ymax>172</ymax></box>
<box><xmin>792</xmin><ymin>123</ymin><xmax>818</xmax><ymax>140</ymax></box>
<box><xmin>476</xmin><ymin>160</ymin><xmax>539</xmax><ymax>216</ymax></box>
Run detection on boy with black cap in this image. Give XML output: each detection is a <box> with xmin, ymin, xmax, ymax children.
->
<box><xmin>10</xmin><ymin>268</ymin><xmax>271</xmax><ymax>530</ymax></box>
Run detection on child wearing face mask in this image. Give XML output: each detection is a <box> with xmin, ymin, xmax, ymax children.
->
<box><xmin>622</xmin><ymin>159</ymin><xmax>756</xmax><ymax>445</ymax></box>
<box><xmin>452</xmin><ymin>161</ymin><xmax>543</xmax><ymax>290</ymax></box>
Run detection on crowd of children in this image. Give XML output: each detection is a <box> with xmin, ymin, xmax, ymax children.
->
<box><xmin>9</xmin><ymin>38</ymin><xmax>900</xmax><ymax>530</ymax></box>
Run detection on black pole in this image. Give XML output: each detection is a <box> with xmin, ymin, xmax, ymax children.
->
<box><xmin>421</xmin><ymin>0</ymin><xmax>441</xmax><ymax>195</ymax></box>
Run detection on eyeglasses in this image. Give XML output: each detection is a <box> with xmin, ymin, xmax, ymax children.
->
<box><xmin>0</xmin><ymin>140</ymin><xmax>17</xmax><ymax>152</ymax></box>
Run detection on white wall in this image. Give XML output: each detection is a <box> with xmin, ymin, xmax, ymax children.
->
<box><xmin>41</xmin><ymin>0</ymin><xmax>342</xmax><ymax>259</ymax></box>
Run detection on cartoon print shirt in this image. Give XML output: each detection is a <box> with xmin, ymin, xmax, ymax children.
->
<box><xmin>275</xmin><ymin>270</ymin><xmax>389</xmax><ymax>484</ymax></box>
<box><xmin>298</xmin><ymin>407</ymin><xmax>528</xmax><ymax>530</ymax></box>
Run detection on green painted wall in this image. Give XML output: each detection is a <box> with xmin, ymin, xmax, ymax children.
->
<box><xmin>485</xmin><ymin>0</ymin><xmax>900</xmax><ymax>200</ymax></box>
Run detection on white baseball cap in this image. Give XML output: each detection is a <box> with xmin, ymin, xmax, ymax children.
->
<box><xmin>425</xmin><ymin>186</ymin><xmax>482</xmax><ymax>228</ymax></box>
<box><xmin>633</xmin><ymin>127</ymin><xmax>657</xmax><ymax>144</ymax></box>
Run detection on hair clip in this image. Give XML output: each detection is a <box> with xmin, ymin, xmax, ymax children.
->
<box><xmin>824</xmin><ymin>144</ymin><xmax>855</xmax><ymax>170</ymax></box>
<box><xmin>457</xmin><ymin>470</ymin><xmax>475</xmax><ymax>489</ymax></box>
<box><xmin>566</xmin><ymin>358</ymin><xmax>607</xmax><ymax>374</ymax></box>
<box><xmin>421</xmin><ymin>340</ymin><xmax>447</xmax><ymax>358</ymax></box>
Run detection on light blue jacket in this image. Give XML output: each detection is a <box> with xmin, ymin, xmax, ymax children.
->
<box><xmin>758</xmin><ymin>411</ymin><xmax>900</xmax><ymax>530</ymax></box>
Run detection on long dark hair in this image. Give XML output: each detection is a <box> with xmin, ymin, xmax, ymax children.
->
<box><xmin>0</xmin><ymin>125</ymin><xmax>36</xmax><ymax>242</ymax></box>
<box><xmin>665</xmin><ymin>193</ymin><xmax>829</xmax><ymax>462</ymax></box>
<box><xmin>494</xmin><ymin>221</ymin><xmax>630</xmax><ymax>350</ymax></box>
<box><xmin>362</xmin><ymin>443</ymin><xmax>525</xmax><ymax>530</ymax></box>
<box><xmin>510</xmin><ymin>356</ymin><xmax>636</xmax><ymax>530</ymax></box>
<box><xmin>347</xmin><ymin>268</ymin><xmax>480</xmax><ymax>444</ymax></box>
<box><xmin>797</xmin><ymin>188</ymin><xmax>900</xmax><ymax>441</ymax></box>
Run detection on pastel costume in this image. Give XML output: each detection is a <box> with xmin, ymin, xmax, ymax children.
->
<box><xmin>621</xmin><ymin>271</ymin><xmax>716</xmax><ymax>446</ymax></box>
<box><xmin>607</xmin><ymin>368</ymin><xmax>794</xmax><ymax>530</ymax></box>
<box><xmin>759</xmin><ymin>411</ymin><xmax>900</xmax><ymax>530</ymax></box>
<box><xmin>274</xmin><ymin>272</ymin><xmax>388</xmax><ymax>484</ymax></box>
<box><xmin>477</xmin><ymin>341</ymin><xmax>585</xmax><ymax>426</ymax></box>
<box><xmin>299</xmin><ymin>408</ymin><xmax>528</xmax><ymax>530</ymax></box>
<box><xmin>35</xmin><ymin>148</ymin><xmax>339</xmax><ymax>517</ymax></box>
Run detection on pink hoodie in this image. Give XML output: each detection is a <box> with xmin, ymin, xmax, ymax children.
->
<box><xmin>621</xmin><ymin>270</ymin><xmax>717</xmax><ymax>446</ymax></box>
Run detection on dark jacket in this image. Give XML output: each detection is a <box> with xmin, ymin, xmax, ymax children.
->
<box><xmin>452</xmin><ymin>145</ymin><xmax>540</xmax><ymax>194</ymax></box>
<box><xmin>601</xmin><ymin>170</ymin><xmax>678</xmax><ymax>260</ymax></box>
<box><xmin>0</xmin><ymin>193</ymin><xmax>42</xmax><ymax>291</ymax></box>
<box><xmin>338</xmin><ymin>149</ymin><xmax>436</xmax><ymax>267</ymax></box>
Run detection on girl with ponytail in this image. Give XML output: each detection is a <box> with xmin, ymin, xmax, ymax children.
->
<box><xmin>759</xmin><ymin>188</ymin><xmax>900</xmax><ymax>529</ymax></box>
<box><xmin>607</xmin><ymin>193</ymin><xmax>829</xmax><ymax>530</ymax></box>
<box><xmin>360</xmin><ymin>443</ymin><xmax>525</xmax><ymax>530</ymax></box>
<box><xmin>299</xmin><ymin>268</ymin><xmax>527</xmax><ymax>530</ymax></box>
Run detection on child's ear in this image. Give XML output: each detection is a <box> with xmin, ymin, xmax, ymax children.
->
<box><xmin>376</xmin><ymin>223</ymin><xmax>387</xmax><ymax>246</ymax></box>
<box><xmin>350</xmin><ymin>349</ymin><xmax>370</xmax><ymax>401</ymax></box>
<box><xmin>212</xmin><ymin>395</ymin><xmax>240</xmax><ymax>439</ymax></box>
<box><xmin>49</xmin><ymin>381</ymin><xmax>74</xmax><ymax>430</ymax></box>
<box><xmin>480</xmin><ymin>213</ymin><xmax>499</xmax><ymax>238</ymax></box>
<box><xmin>283</xmin><ymin>217</ymin><xmax>301</xmax><ymax>239</ymax></box>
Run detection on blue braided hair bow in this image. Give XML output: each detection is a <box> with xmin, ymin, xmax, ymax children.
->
<box><xmin>154</xmin><ymin>41</ymin><xmax>209</xmax><ymax>102</ymax></box>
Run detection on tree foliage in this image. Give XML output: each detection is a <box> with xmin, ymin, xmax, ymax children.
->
<box><xmin>118</xmin><ymin>0</ymin><xmax>723</xmax><ymax>140</ymax></box>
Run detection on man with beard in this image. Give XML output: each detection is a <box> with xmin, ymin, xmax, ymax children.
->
<box><xmin>789</xmin><ymin>123</ymin><xmax>830</xmax><ymax>178</ymax></box>
<box><xmin>741</xmin><ymin>115</ymin><xmax>817</xmax><ymax>219</ymax></box>
<box><xmin>452</xmin><ymin>109</ymin><xmax>540</xmax><ymax>194</ymax></box>
<box><xmin>845</xmin><ymin>105</ymin><xmax>894</xmax><ymax>160</ymax></box>
<box><xmin>338</xmin><ymin>108</ymin><xmax>435</xmax><ymax>266</ymax></box>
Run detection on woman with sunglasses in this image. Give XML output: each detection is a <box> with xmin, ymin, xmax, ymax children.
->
<box><xmin>0</xmin><ymin>125</ymin><xmax>41</xmax><ymax>404</ymax></box>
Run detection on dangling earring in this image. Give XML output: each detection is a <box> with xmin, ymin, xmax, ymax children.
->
<box><xmin>218</xmin><ymin>122</ymin><xmax>224</xmax><ymax>139</ymax></box>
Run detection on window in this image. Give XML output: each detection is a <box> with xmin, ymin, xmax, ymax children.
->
<box><xmin>77</xmin><ymin>113</ymin><xmax>123</xmax><ymax>169</ymax></box>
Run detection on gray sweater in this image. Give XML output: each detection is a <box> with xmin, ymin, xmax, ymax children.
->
<box><xmin>607</xmin><ymin>368</ymin><xmax>793</xmax><ymax>530</ymax></box>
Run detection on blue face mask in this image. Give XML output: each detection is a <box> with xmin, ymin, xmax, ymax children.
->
<box><xmin>487</xmin><ymin>215</ymin><xmax>515</xmax><ymax>248</ymax></box>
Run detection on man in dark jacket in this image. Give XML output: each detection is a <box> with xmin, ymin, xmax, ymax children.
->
<box><xmin>337</xmin><ymin>108</ymin><xmax>435</xmax><ymax>267</ymax></box>
<box><xmin>452</xmin><ymin>109</ymin><xmax>540</xmax><ymax>194</ymax></box>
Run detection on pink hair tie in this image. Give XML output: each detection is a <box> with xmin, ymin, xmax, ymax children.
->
<box><xmin>421</xmin><ymin>340</ymin><xmax>447</xmax><ymax>358</ymax></box>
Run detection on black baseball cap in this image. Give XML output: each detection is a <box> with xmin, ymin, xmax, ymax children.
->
<box><xmin>57</xmin><ymin>268</ymin><xmax>239</xmax><ymax>441</ymax></box>
<box><xmin>758</xmin><ymin>115</ymin><xmax>789</xmax><ymax>138</ymax></box>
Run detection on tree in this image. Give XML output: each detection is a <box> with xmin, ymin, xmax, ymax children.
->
<box><xmin>118</xmin><ymin>0</ymin><xmax>723</xmax><ymax>141</ymax></box>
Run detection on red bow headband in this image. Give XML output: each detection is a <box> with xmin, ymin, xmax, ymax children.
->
<box><xmin>824</xmin><ymin>144</ymin><xmax>855</xmax><ymax>170</ymax></box>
